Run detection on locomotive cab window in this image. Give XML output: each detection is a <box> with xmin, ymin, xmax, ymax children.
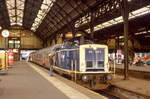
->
<box><xmin>97</xmin><ymin>61</ymin><xmax>104</xmax><ymax>67</ymax></box>
<box><xmin>86</xmin><ymin>61</ymin><xmax>93</xmax><ymax>67</ymax></box>
<box><xmin>96</xmin><ymin>48</ymin><xmax>104</xmax><ymax>67</ymax></box>
<box><xmin>85</xmin><ymin>48</ymin><xmax>105</xmax><ymax>69</ymax></box>
<box><xmin>85</xmin><ymin>48</ymin><xmax>94</xmax><ymax>68</ymax></box>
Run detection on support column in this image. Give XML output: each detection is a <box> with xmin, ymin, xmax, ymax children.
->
<box><xmin>5</xmin><ymin>38</ymin><xmax>7</xmax><ymax>69</ymax></box>
<box><xmin>43</xmin><ymin>39</ymin><xmax>48</xmax><ymax>48</ymax></box>
<box><xmin>90</xmin><ymin>12</ymin><xmax>94</xmax><ymax>40</ymax></box>
<box><xmin>14</xmin><ymin>0</ymin><xmax>17</xmax><ymax>23</ymax></box>
<box><xmin>70</xmin><ymin>22</ymin><xmax>76</xmax><ymax>38</ymax></box>
<box><xmin>54</xmin><ymin>36</ymin><xmax>57</xmax><ymax>44</ymax></box>
<box><xmin>115</xmin><ymin>36</ymin><xmax>119</xmax><ymax>59</ymax></box>
<box><xmin>121</xmin><ymin>0</ymin><xmax>129</xmax><ymax>80</ymax></box>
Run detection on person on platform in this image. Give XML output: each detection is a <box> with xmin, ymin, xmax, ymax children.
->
<box><xmin>48</xmin><ymin>53</ymin><xmax>54</xmax><ymax>76</ymax></box>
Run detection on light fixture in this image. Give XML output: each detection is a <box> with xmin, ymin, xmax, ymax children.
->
<box><xmin>75</xmin><ymin>33</ymin><xmax>82</xmax><ymax>37</ymax></box>
<box><xmin>93</xmin><ymin>46</ymin><xmax>97</xmax><ymax>50</ymax></box>
<box><xmin>128</xmin><ymin>0</ymin><xmax>132</xmax><ymax>2</ymax></box>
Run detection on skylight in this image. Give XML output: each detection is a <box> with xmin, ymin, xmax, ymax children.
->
<box><xmin>6</xmin><ymin>0</ymin><xmax>25</xmax><ymax>26</ymax></box>
<box><xmin>135</xmin><ymin>31</ymin><xmax>147</xmax><ymax>35</ymax></box>
<box><xmin>31</xmin><ymin>0</ymin><xmax>55</xmax><ymax>32</ymax></box>
<box><xmin>93</xmin><ymin>5</ymin><xmax>150</xmax><ymax>32</ymax></box>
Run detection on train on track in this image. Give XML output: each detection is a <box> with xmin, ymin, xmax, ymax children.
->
<box><xmin>29</xmin><ymin>39</ymin><xmax>114</xmax><ymax>90</ymax></box>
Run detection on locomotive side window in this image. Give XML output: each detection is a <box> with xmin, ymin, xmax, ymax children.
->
<box><xmin>65</xmin><ymin>51</ymin><xmax>71</xmax><ymax>69</ymax></box>
<box><xmin>71</xmin><ymin>50</ymin><xmax>79</xmax><ymax>71</ymax></box>
<box><xmin>61</xmin><ymin>51</ymin><xmax>65</xmax><ymax>68</ymax></box>
<box><xmin>56</xmin><ymin>52</ymin><xmax>61</xmax><ymax>66</ymax></box>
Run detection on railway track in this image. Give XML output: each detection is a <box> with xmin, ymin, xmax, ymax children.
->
<box><xmin>96</xmin><ymin>90</ymin><xmax>121</xmax><ymax>99</ymax></box>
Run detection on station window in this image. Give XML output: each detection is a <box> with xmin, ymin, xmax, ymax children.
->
<box><xmin>8</xmin><ymin>38</ymin><xmax>20</xmax><ymax>49</ymax></box>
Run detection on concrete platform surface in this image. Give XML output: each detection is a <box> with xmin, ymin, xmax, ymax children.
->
<box><xmin>0</xmin><ymin>61</ymin><xmax>106</xmax><ymax>99</ymax></box>
<box><xmin>111</xmin><ymin>75</ymin><xmax>150</xmax><ymax>97</ymax></box>
<box><xmin>115</xmin><ymin>64</ymin><xmax>150</xmax><ymax>72</ymax></box>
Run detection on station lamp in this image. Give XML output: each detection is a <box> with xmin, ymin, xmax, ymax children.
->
<box><xmin>65</xmin><ymin>32</ymin><xmax>73</xmax><ymax>39</ymax></box>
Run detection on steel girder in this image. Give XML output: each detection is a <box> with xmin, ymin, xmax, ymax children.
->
<box><xmin>94</xmin><ymin>13</ymin><xmax>150</xmax><ymax>41</ymax></box>
<box><xmin>35</xmin><ymin>0</ymin><xmax>98</xmax><ymax>39</ymax></box>
<box><xmin>23</xmin><ymin>0</ymin><xmax>43</xmax><ymax>29</ymax></box>
<box><xmin>77</xmin><ymin>0</ymin><xmax>150</xmax><ymax>30</ymax></box>
<box><xmin>0</xmin><ymin>0</ymin><xmax>10</xmax><ymax>28</ymax></box>
<box><xmin>20</xmin><ymin>0</ymin><xmax>150</xmax><ymax>42</ymax></box>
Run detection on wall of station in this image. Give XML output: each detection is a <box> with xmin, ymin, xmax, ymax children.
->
<box><xmin>0</xmin><ymin>29</ymin><xmax>43</xmax><ymax>49</ymax></box>
<box><xmin>46</xmin><ymin>31</ymin><xmax>85</xmax><ymax>47</ymax></box>
<box><xmin>107</xmin><ymin>38</ymin><xmax>141</xmax><ymax>49</ymax></box>
<box><xmin>21</xmin><ymin>32</ymin><xmax>42</xmax><ymax>49</ymax></box>
<box><xmin>47</xmin><ymin>34</ymin><xmax>63</xmax><ymax>47</ymax></box>
<box><xmin>0</xmin><ymin>37</ymin><xmax>8</xmax><ymax>48</ymax></box>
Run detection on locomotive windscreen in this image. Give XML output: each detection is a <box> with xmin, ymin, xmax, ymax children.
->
<box><xmin>85</xmin><ymin>48</ymin><xmax>104</xmax><ymax>69</ymax></box>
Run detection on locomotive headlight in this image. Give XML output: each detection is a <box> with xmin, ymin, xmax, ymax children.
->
<box><xmin>93</xmin><ymin>47</ymin><xmax>97</xmax><ymax>50</ymax></box>
<box><xmin>82</xmin><ymin>75</ymin><xmax>88</xmax><ymax>82</ymax></box>
<box><xmin>106</xmin><ymin>74</ymin><xmax>113</xmax><ymax>80</ymax></box>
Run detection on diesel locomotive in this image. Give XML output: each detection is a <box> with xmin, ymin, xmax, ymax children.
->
<box><xmin>29</xmin><ymin>39</ymin><xmax>114</xmax><ymax>89</ymax></box>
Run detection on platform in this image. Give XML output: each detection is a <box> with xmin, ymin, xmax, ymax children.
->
<box><xmin>115</xmin><ymin>64</ymin><xmax>150</xmax><ymax>72</ymax></box>
<box><xmin>111</xmin><ymin>75</ymin><xmax>150</xmax><ymax>98</ymax></box>
<box><xmin>113</xmin><ymin>64</ymin><xmax>150</xmax><ymax>98</ymax></box>
<box><xmin>114</xmin><ymin>64</ymin><xmax>150</xmax><ymax>80</ymax></box>
<box><xmin>0</xmin><ymin>61</ymin><xmax>106</xmax><ymax>99</ymax></box>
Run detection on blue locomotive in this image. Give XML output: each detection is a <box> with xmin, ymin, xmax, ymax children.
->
<box><xmin>29</xmin><ymin>39</ymin><xmax>113</xmax><ymax>89</ymax></box>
